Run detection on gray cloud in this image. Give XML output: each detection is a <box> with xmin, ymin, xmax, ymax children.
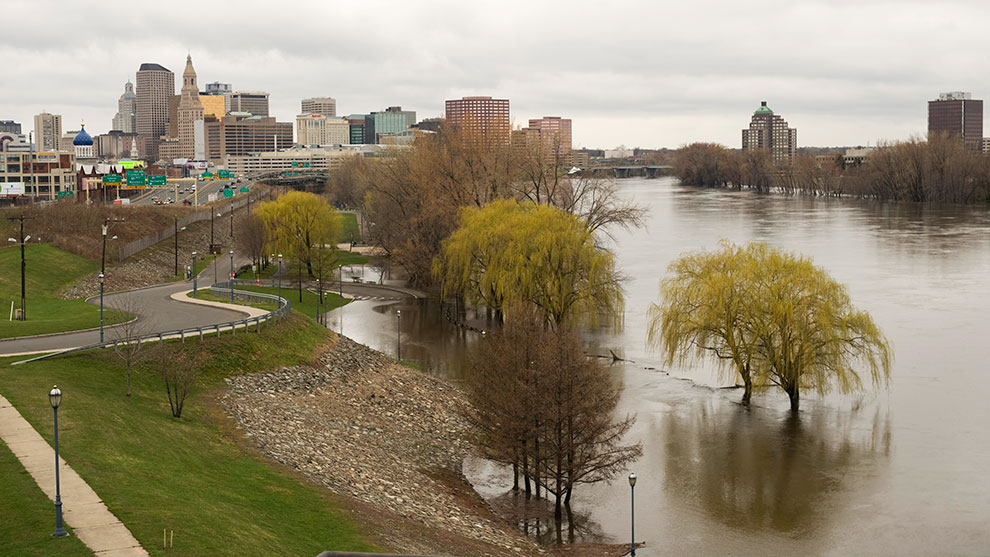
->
<box><xmin>4</xmin><ymin>0</ymin><xmax>987</xmax><ymax>148</ymax></box>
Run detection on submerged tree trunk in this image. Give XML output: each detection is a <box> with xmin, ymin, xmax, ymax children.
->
<box><xmin>789</xmin><ymin>384</ymin><xmax>800</xmax><ymax>411</ymax></box>
<box><xmin>741</xmin><ymin>374</ymin><xmax>752</xmax><ymax>406</ymax></box>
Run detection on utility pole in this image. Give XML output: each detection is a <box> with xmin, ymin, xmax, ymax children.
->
<box><xmin>229</xmin><ymin>201</ymin><xmax>234</xmax><ymax>239</ymax></box>
<box><xmin>174</xmin><ymin>218</ymin><xmax>179</xmax><ymax>277</ymax></box>
<box><xmin>7</xmin><ymin>215</ymin><xmax>33</xmax><ymax>320</ymax></box>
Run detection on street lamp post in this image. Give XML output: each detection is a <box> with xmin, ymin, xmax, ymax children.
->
<box><xmin>98</xmin><ymin>273</ymin><xmax>105</xmax><ymax>343</ymax></box>
<box><xmin>49</xmin><ymin>386</ymin><xmax>67</xmax><ymax>538</ymax></box>
<box><xmin>338</xmin><ymin>264</ymin><xmax>343</xmax><ymax>297</ymax></box>
<box><xmin>229</xmin><ymin>201</ymin><xmax>234</xmax><ymax>238</ymax></box>
<box><xmin>101</xmin><ymin>218</ymin><xmax>123</xmax><ymax>276</ymax></box>
<box><xmin>629</xmin><ymin>473</ymin><xmax>637</xmax><ymax>556</ymax></box>
<box><xmin>277</xmin><ymin>254</ymin><xmax>283</xmax><ymax>302</ymax></box>
<box><xmin>229</xmin><ymin>250</ymin><xmax>235</xmax><ymax>303</ymax></box>
<box><xmin>396</xmin><ymin>309</ymin><xmax>401</xmax><ymax>361</ymax></box>
<box><xmin>191</xmin><ymin>252</ymin><xmax>198</xmax><ymax>297</ymax></box>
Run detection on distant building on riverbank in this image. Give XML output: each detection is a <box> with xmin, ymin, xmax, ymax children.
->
<box><xmin>445</xmin><ymin>96</ymin><xmax>510</xmax><ymax>143</ymax></box>
<box><xmin>928</xmin><ymin>92</ymin><xmax>983</xmax><ymax>151</ymax></box>
<box><xmin>742</xmin><ymin>101</ymin><xmax>797</xmax><ymax>165</ymax></box>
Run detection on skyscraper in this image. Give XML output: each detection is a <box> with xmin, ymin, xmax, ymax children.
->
<box><xmin>135</xmin><ymin>62</ymin><xmax>175</xmax><ymax>160</ymax></box>
<box><xmin>176</xmin><ymin>55</ymin><xmax>204</xmax><ymax>159</ymax></box>
<box><xmin>445</xmin><ymin>96</ymin><xmax>510</xmax><ymax>142</ymax></box>
<box><xmin>928</xmin><ymin>92</ymin><xmax>983</xmax><ymax>151</ymax></box>
<box><xmin>741</xmin><ymin>101</ymin><xmax>797</xmax><ymax>164</ymax></box>
<box><xmin>33</xmin><ymin>112</ymin><xmax>63</xmax><ymax>151</ymax></box>
<box><xmin>112</xmin><ymin>81</ymin><xmax>137</xmax><ymax>133</ymax></box>
<box><xmin>301</xmin><ymin>97</ymin><xmax>336</xmax><ymax>116</ymax></box>
<box><xmin>370</xmin><ymin>106</ymin><xmax>416</xmax><ymax>143</ymax></box>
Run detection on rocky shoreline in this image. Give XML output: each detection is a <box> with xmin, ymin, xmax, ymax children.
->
<box><xmin>221</xmin><ymin>335</ymin><xmax>543</xmax><ymax>556</ymax></box>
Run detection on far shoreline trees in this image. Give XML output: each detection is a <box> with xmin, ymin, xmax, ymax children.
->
<box><xmin>672</xmin><ymin>134</ymin><xmax>990</xmax><ymax>203</ymax></box>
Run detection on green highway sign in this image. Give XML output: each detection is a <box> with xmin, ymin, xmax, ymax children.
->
<box><xmin>239</xmin><ymin>187</ymin><xmax>250</xmax><ymax>193</ymax></box>
<box><xmin>291</xmin><ymin>161</ymin><xmax>299</xmax><ymax>167</ymax></box>
<box><xmin>201</xmin><ymin>172</ymin><xmax>213</xmax><ymax>178</ymax></box>
<box><xmin>301</xmin><ymin>162</ymin><xmax>310</xmax><ymax>167</ymax></box>
<box><xmin>57</xmin><ymin>190</ymin><xmax>74</xmax><ymax>198</ymax></box>
<box><xmin>102</xmin><ymin>174</ymin><xmax>122</xmax><ymax>185</ymax></box>
<box><xmin>126</xmin><ymin>170</ymin><xmax>146</xmax><ymax>188</ymax></box>
<box><xmin>218</xmin><ymin>169</ymin><xmax>231</xmax><ymax>179</ymax></box>
<box><xmin>223</xmin><ymin>188</ymin><xmax>234</xmax><ymax>198</ymax></box>
<box><xmin>148</xmin><ymin>175</ymin><xmax>167</xmax><ymax>186</ymax></box>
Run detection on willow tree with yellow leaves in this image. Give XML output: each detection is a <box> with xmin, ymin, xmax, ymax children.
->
<box><xmin>648</xmin><ymin>242</ymin><xmax>892</xmax><ymax>411</ymax></box>
<box><xmin>255</xmin><ymin>191</ymin><xmax>341</xmax><ymax>279</ymax></box>
<box><xmin>434</xmin><ymin>199</ymin><xmax>623</xmax><ymax>328</ymax></box>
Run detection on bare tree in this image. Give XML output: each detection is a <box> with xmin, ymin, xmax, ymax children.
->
<box><xmin>235</xmin><ymin>212</ymin><xmax>267</xmax><ymax>273</ymax></box>
<box><xmin>108</xmin><ymin>294</ymin><xmax>153</xmax><ymax>397</ymax></box>
<box><xmin>151</xmin><ymin>345</ymin><xmax>201</xmax><ymax>418</ymax></box>
<box><xmin>466</xmin><ymin>308</ymin><xmax>641</xmax><ymax>537</ymax></box>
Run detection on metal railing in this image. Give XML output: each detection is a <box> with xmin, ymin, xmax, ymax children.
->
<box><xmin>11</xmin><ymin>286</ymin><xmax>290</xmax><ymax>366</ymax></box>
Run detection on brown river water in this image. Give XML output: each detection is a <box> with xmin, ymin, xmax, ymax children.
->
<box><xmin>330</xmin><ymin>176</ymin><xmax>990</xmax><ymax>555</ymax></box>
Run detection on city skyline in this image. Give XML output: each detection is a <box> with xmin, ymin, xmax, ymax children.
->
<box><xmin>5</xmin><ymin>0</ymin><xmax>990</xmax><ymax>149</ymax></box>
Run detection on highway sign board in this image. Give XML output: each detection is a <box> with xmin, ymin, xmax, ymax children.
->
<box><xmin>218</xmin><ymin>169</ymin><xmax>231</xmax><ymax>179</ymax></box>
<box><xmin>126</xmin><ymin>170</ymin><xmax>146</xmax><ymax>188</ymax></box>
<box><xmin>201</xmin><ymin>172</ymin><xmax>213</xmax><ymax>179</ymax></box>
<box><xmin>148</xmin><ymin>175</ymin><xmax>167</xmax><ymax>186</ymax></box>
<box><xmin>102</xmin><ymin>174</ymin><xmax>122</xmax><ymax>185</ymax></box>
<box><xmin>223</xmin><ymin>188</ymin><xmax>234</xmax><ymax>198</ymax></box>
<box><xmin>239</xmin><ymin>187</ymin><xmax>250</xmax><ymax>193</ymax></box>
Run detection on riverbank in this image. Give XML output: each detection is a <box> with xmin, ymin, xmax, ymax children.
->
<box><xmin>222</xmin><ymin>334</ymin><xmax>543</xmax><ymax>556</ymax></box>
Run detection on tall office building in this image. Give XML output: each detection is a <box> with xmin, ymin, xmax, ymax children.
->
<box><xmin>176</xmin><ymin>55</ymin><xmax>204</xmax><ymax>159</ymax></box>
<box><xmin>741</xmin><ymin>101</ymin><xmax>797</xmax><ymax>164</ymax></box>
<box><xmin>526</xmin><ymin>116</ymin><xmax>572</xmax><ymax>157</ymax></box>
<box><xmin>226</xmin><ymin>91</ymin><xmax>269</xmax><ymax>117</ymax></box>
<box><xmin>0</xmin><ymin>120</ymin><xmax>21</xmax><ymax>134</ymax></box>
<box><xmin>203</xmin><ymin>114</ymin><xmax>292</xmax><ymax>165</ymax></box>
<box><xmin>445</xmin><ymin>96</ymin><xmax>510</xmax><ymax>142</ymax></box>
<box><xmin>301</xmin><ymin>97</ymin><xmax>336</xmax><ymax>116</ymax></box>
<box><xmin>34</xmin><ymin>112</ymin><xmax>63</xmax><ymax>151</ymax></box>
<box><xmin>112</xmin><ymin>81</ymin><xmax>137</xmax><ymax>133</ymax></box>
<box><xmin>928</xmin><ymin>92</ymin><xmax>983</xmax><ymax>151</ymax></box>
<box><xmin>135</xmin><ymin>62</ymin><xmax>175</xmax><ymax>160</ymax></box>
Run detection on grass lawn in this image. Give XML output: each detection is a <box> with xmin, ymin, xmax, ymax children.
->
<box><xmin>230</xmin><ymin>285</ymin><xmax>348</xmax><ymax>321</ymax></box>
<box><xmin>0</xmin><ymin>314</ymin><xmax>377</xmax><ymax>556</ymax></box>
<box><xmin>338</xmin><ymin>212</ymin><xmax>360</xmax><ymax>243</ymax></box>
<box><xmin>0</xmin><ymin>440</ymin><xmax>91</xmax><ymax>556</ymax></box>
<box><xmin>242</xmin><ymin>250</ymin><xmax>369</xmax><ymax>282</ymax></box>
<box><xmin>0</xmin><ymin>244</ymin><xmax>129</xmax><ymax>339</ymax></box>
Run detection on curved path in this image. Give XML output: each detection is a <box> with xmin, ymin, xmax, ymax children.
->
<box><xmin>0</xmin><ymin>258</ymin><xmax>249</xmax><ymax>357</ymax></box>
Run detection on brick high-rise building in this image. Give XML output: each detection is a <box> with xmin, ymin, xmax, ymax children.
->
<box><xmin>33</xmin><ymin>112</ymin><xmax>62</xmax><ymax>151</ymax></box>
<box><xmin>135</xmin><ymin>62</ymin><xmax>175</xmax><ymax>160</ymax></box>
<box><xmin>742</xmin><ymin>101</ymin><xmax>797</xmax><ymax>165</ymax></box>
<box><xmin>526</xmin><ymin>116</ymin><xmax>572</xmax><ymax>157</ymax></box>
<box><xmin>203</xmin><ymin>114</ymin><xmax>292</xmax><ymax>165</ymax></box>
<box><xmin>445</xmin><ymin>96</ymin><xmax>509</xmax><ymax>142</ymax></box>
<box><xmin>301</xmin><ymin>97</ymin><xmax>336</xmax><ymax>116</ymax></box>
<box><xmin>176</xmin><ymin>55</ymin><xmax>204</xmax><ymax>159</ymax></box>
<box><xmin>928</xmin><ymin>92</ymin><xmax>983</xmax><ymax>151</ymax></box>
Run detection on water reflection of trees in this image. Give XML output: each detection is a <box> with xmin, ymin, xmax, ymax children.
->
<box><xmin>663</xmin><ymin>402</ymin><xmax>890</xmax><ymax>535</ymax></box>
<box><xmin>489</xmin><ymin>490</ymin><xmax>610</xmax><ymax>546</ymax></box>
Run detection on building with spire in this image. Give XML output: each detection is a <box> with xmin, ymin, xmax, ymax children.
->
<box><xmin>176</xmin><ymin>55</ymin><xmax>204</xmax><ymax>159</ymax></box>
<box><xmin>112</xmin><ymin>81</ymin><xmax>137</xmax><ymax>133</ymax></box>
<box><xmin>742</xmin><ymin>101</ymin><xmax>797</xmax><ymax>165</ymax></box>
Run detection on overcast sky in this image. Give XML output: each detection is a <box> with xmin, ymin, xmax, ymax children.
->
<box><xmin>4</xmin><ymin>0</ymin><xmax>986</xmax><ymax>149</ymax></box>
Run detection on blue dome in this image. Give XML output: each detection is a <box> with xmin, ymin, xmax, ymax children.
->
<box><xmin>73</xmin><ymin>125</ymin><xmax>93</xmax><ymax>146</ymax></box>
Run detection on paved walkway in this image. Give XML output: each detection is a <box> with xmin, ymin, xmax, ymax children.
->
<box><xmin>0</xmin><ymin>394</ymin><xmax>146</xmax><ymax>555</ymax></box>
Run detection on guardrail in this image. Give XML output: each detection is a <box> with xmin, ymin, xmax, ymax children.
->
<box><xmin>11</xmin><ymin>286</ymin><xmax>290</xmax><ymax>366</ymax></box>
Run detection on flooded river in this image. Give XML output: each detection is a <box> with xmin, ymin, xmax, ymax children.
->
<box><xmin>331</xmin><ymin>177</ymin><xmax>990</xmax><ymax>554</ymax></box>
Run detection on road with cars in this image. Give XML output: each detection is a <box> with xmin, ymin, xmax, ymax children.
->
<box><xmin>127</xmin><ymin>177</ymin><xmax>251</xmax><ymax>207</ymax></box>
